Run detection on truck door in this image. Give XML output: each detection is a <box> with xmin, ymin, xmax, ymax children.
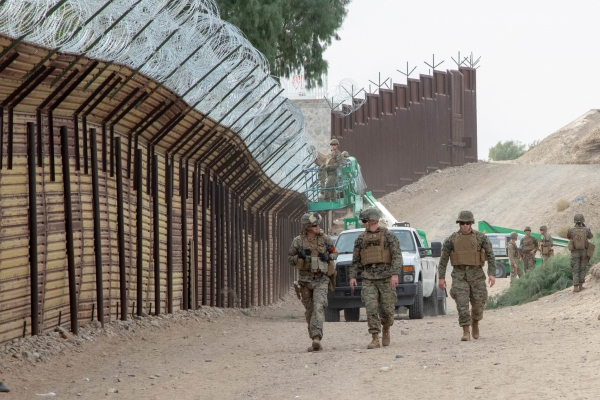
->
<box><xmin>413</xmin><ymin>231</ymin><xmax>434</xmax><ymax>296</ymax></box>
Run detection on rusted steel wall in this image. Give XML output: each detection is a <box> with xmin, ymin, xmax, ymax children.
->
<box><xmin>332</xmin><ymin>68</ymin><xmax>477</xmax><ymax>196</ymax></box>
<box><xmin>0</xmin><ymin>36</ymin><xmax>306</xmax><ymax>343</ymax></box>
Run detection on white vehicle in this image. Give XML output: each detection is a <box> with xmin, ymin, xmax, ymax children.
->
<box><xmin>325</xmin><ymin>223</ymin><xmax>446</xmax><ymax>321</ymax></box>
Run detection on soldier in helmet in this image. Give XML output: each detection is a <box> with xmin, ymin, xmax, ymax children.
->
<box><xmin>566</xmin><ymin>214</ymin><xmax>594</xmax><ymax>292</ymax></box>
<box><xmin>349</xmin><ymin>207</ymin><xmax>403</xmax><ymax>349</ymax></box>
<box><xmin>507</xmin><ymin>232</ymin><xmax>523</xmax><ymax>285</ymax></box>
<box><xmin>519</xmin><ymin>227</ymin><xmax>538</xmax><ymax>273</ymax></box>
<box><xmin>322</xmin><ymin>139</ymin><xmax>343</xmax><ymax>201</ymax></box>
<box><xmin>341</xmin><ymin>151</ymin><xmax>349</xmax><ymax>159</ymax></box>
<box><xmin>288</xmin><ymin>212</ymin><xmax>338</xmax><ymax>351</ymax></box>
<box><xmin>438</xmin><ymin>211</ymin><xmax>495</xmax><ymax>341</ymax></box>
<box><xmin>538</xmin><ymin>225</ymin><xmax>554</xmax><ymax>264</ymax></box>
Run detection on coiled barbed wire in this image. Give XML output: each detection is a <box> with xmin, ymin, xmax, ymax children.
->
<box><xmin>0</xmin><ymin>0</ymin><xmax>310</xmax><ymax>191</ymax></box>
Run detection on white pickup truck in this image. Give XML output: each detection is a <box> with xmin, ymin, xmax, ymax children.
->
<box><xmin>325</xmin><ymin>224</ymin><xmax>446</xmax><ymax>321</ymax></box>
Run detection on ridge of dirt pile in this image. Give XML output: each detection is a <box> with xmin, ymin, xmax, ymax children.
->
<box><xmin>380</xmin><ymin>162</ymin><xmax>600</xmax><ymax>242</ymax></box>
<box><xmin>517</xmin><ymin>109</ymin><xmax>600</xmax><ymax>164</ymax></box>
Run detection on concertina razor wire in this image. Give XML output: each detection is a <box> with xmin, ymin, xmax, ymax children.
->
<box><xmin>0</xmin><ymin>0</ymin><xmax>317</xmax><ymax>192</ymax></box>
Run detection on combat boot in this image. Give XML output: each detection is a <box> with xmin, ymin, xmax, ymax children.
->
<box><xmin>461</xmin><ymin>325</ymin><xmax>470</xmax><ymax>341</ymax></box>
<box><xmin>579</xmin><ymin>283</ymin><xmax>585</xmax><ymax>291</ymax></box>
<box><xmin>471</xmin><ymin>319</ymin><xmax>479</xmax><ymax>340</ymax></box>
<box><xmin>573</xmin><ymin>285</ymin><xmax>580</xmax><ymax>293</ymax></box>
<box><xmin>307</xmin><ymin>337</ymin><xmax>322</xmax><ymax>352</ymax></box>
<box><xmin>367</xmin><ymin>333</ymin><xmax>380</xmax><ymax>349</ymax></box>
<box><xmin>0</xmin><ymin>382</ymin><xmax>9</xmax><ymax>392</ymax></box>
<box><xmin>382</xmin><ymin>326</ymin><xmax>391</xmax><ymax>346</ymax></box>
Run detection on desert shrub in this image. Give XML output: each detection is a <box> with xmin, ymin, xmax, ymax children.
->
<box><xmin>556</xmin><ymin>199</ymin><xmax>570</xmax><ymax>212</ymax></box>
<box><xmin>556</xmin><ymin>225</ymin><xmax>570</xmax><ymax>238</ymax></box>
<box><xmin>486</xmin><ymin>231</ymin><xmax>600</xmax><ymax>309</ymax></box>
<box><xmin>488</xmin><ymin>140</ymin><xmax>526</xmax><ymax>161</ymax></box>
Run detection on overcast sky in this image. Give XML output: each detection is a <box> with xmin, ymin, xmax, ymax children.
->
<box><xmin>323</xmin><ymin>0</ymin><xmax>600</xmax><ymax>159</ymax></box>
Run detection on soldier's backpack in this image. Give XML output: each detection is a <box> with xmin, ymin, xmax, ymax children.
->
<box><xmin>572</xmin><ymin>227</ymin><xmax>588</xmax><ymax>250</ymax></box>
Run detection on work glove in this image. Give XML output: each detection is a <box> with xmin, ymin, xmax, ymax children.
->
<box><xmin>298</xmin><ymin>249</ymin><xmax>311</xmax><ymax>259</ymax></box>
<box><xmin>319</xmin><ymin>252</ymin><xmax>330</xmax><ymax>262</ymax></box>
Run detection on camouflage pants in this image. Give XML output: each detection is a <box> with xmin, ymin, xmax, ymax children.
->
<box><xmin>449</xmin><ymin>266</ymin><xmax>488</xmax><ymax>326</ymax></box>
<box><xmin>324</xmin><ymin>172</ymin><xmax>337</xmax><ymax>201</ymax></box>
<box><xmin>510</xmin><ymin>262</ymin><xmax>523</xmax><ymax>285</ymax></box>
<box><xmin>570</xmin><ymin>249</ymin><xmax>588</xmax><ymax>286</ymax></box>
<box><xmin>361</xmin><ymin>278</ymin><xmax>397</xmax><ymax>334</ymax></box>
<box><xmin>299</xmin><ymin>275</ymin><xmax>329</xmax><ymax>339</ymax></box>
<box><xmin>522</xmin><ymin>253</ymin><xmax>536</xmax><ymax>272</ymax></box>
<box><xmin>318</xmin><ymin>169</ymin><xmax>326</xmax><ymax>196</ymax></box>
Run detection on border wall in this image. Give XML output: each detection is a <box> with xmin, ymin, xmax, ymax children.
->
<box><xmin>332</xmin><ymin>67</ymin><xmax>477</xmax><ymax>196</ymax></box>
<box><xmin>0</xmin><ymin>36</ymin><xmax>307</xmax><ymax>343</ymax></box>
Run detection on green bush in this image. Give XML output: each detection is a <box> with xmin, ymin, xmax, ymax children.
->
<box><xmin>486</xmin><ymin>231</ymin><xmax>600</xmax><ymax>309</ymax></box>
<box><xmin>488</xmin><ymin>140</ymin><xmax>526</xmax><ymax>161</ymax></box>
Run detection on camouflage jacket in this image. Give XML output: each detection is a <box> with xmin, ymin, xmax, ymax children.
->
<box><xmin>507</xmin><ymin>241</ymin><xmax>520</xmax><ymax>266</ymax></box>
<box><xmin>567</xmin><ymin>225</ymin><xmax>593</xmax><ymax>247</ymax></box>
<box><xmin>539</xmin><ymin>232</ymin><xmax>553</xmax><ymax>249</ymax></box>
<box><xmin>350</xmin><ymin>227</ymin><xmax>403</xmax><ymax>280</ymax></box>
<box><xmin>288</xmin><ymin>229</ymin><xmax>337</xmax><ymax>282</ymax></box>
<box><xmin>324</xmin><ymin>149</ymin><xmax>343</xmax><ymax>172</ymax></box>
<box><xmin>519</xmin><ymin>235</ymin><xmax>538</xmax><ymax>254</ymax></box>
<box><xmin>438</xmin><ymin>229</ymin><xmax>495</xmax><ymax>278</ymax></box>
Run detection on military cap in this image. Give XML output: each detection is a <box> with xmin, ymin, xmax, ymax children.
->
<box><xmin>524</xmin><ymin>226</ymin><xmax>532</xmax><ymax>232</ymax></box>
<box><xmin>359</xmin><ymin>207</ymin><xmax>381</xmax><ymax>222</ymax></box>
<box><xmin>539</xmin><ymin>225</ymin><xmax>547</xmax><ymax>231</ymax></box>
<box><xmin>455</xmin><ymin>210</ymin><xmax>474</xmax><ymax>223</ymax></box>
<box><xmin>510</xmin><ymin>232</ymin><xmax>518</xmax><ymax>239</ymax></box>
<box><xmin>574</xmin><ymin>214</ymin><xmax>585</xmax><ymax>223</ymax></box>
<box><xmin>329</xmin><ymin>139</ymin><xmax>339</xmax><ymax>145</ymax></box>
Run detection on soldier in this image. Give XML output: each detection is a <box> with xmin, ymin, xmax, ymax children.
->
<box><xmin>349</xmin><ymin>207</ymin><xmax>402</xmax><ymax>349</ymax></box>
<box><xmin>538</xmin><ymin>225</ymin><xmax>554</xmax><ymax>264</ymax></box>
<box><xmin>323</xmin><ymin>139</ymin><xmax>343</xmax><ymax>201</ymax></box>
<box><xmin>507</xmin><ymin>232</ymin><xmax>523</xmax><ymax>285</ymax></box>
<box><xmin>438</xmin><ymin>211</ymin><xmax>495</xmax><ymax>341</ymax></box>
<box><xmin>341</xmin><ymin>151</ymin><xmax>349</xmax><ymax>159</ymax></box>
<box><xmin>519</xmin><ymin>227</ymin><xmax>538</xmax><ymax>273</ymax></box>
<box><xmin>566</xmin><ymin>214</ymin><xmax>594</xmax><ymax>293</ymax></box>
<box><xmin>288</xmin><ymin>212</ymin><xmax>338</xmax><ymax>352</ymax></box>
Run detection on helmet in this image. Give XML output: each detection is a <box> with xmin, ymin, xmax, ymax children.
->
<box><xmin>341</xmin><ymin>151</ymin><xmax>349</xmax><ymax>158</ymax></box>
<box><xmin>574</xmin><ymin>214</ymin><xmax>585</xmax><ymax>223</ymax></box>
<box><xmin>524</xmin><ymin>226</ymin><xmax>531</xmax><ymax>232</ymax></box>
<box><xmin>329</xmin><ymin>139</ymin><xmax>339</xmax><ymax>146</ymax></box>
<box><xmin>539</xmin><ymin>225</ymin><xmax>547</xmax><ymax>231</ymax></box>
<box><xmin>455</xmin><ymin>210</ymin><xmax>474</xmax><ymax>223</ymax></box>
<box><xmin>301</xmin><ymin>212</ymin><xmax>321</xmax><ymax>229</ymax></box>
<box><xmin>510</xmin><ymin>232</ymin><xmax>518</xmax><ymax>240</ymax></box>
<box><xmin>359</xmin><ymin>207</ymin><xmax>381</xmax><ymax>222</ymax></box>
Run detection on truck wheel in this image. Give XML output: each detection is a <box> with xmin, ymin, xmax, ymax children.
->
<box><xmin>324</xmin><ymin>307</ymin><xmax>340</xmax><ymax>322</ymax></box>
<box><xmin>495</xmin><ymin>261</ymin><xmax>507</xmax><ymax>278</ymax></box>
<box><xmin>408</xmin><ymin>281</ymin><xmax>424</xmax><ymax>319</ymax></box>
<box><xmin>343</xmin><ymin>308</ymin><xmax>360</xmax><ymax>322</ymax></box>
<box><xmin>437</xmin><ymin>288</ymin><xmax>447</xmax><ymax>315</ymax></box>
<box><xmin>423</xmin><ymin>285</ymin><xmax>438</xmax><ymax>317</ymax></box>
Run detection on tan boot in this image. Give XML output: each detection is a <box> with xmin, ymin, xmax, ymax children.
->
<box><xmin>472</xmin><ymin>320</ymin><xmax>479</xmax><ymax>340</ymax></box>
<box><xmin>573</xmin><ymin>285</ymin><xmax>580</xmax><ymax>293</ymax></box>
<box><xmin>311</xmin><ymin>337</ymin><xmax>322</xmax><ymax>352</ymax></box>
<box><xmin>367</xmin><ymin>333</ymin><xmax>380</xmax><ymax>349</ymax></box>
<box><xmin>461</xmin><ymin>325</ymin><xmax>470</xmax><ymax>341</ymax></box>
<box><xmin>382</xmin><ymin>326</ymin><xmax>391</xmax><ymax>346</ymax></box>
<box><xmin>580</xmin><ymin>283</ymin><xmax>585</xmax><ymax>291</ymax></box>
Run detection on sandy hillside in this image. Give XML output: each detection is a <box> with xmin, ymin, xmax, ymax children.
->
<box><xmin>379</xmin><ymin>162</ymin><xmax>600</xmax><ymax>242</ymax></box>
<box><xmin>517</xmin><ymin>109</ymin><xmax>600</xmax><ymax>164</ymax></box>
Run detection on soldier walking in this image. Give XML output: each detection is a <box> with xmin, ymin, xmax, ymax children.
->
<box><xmin>567</xmin><ymin>214</ymin><xmax>594</xmax><ymax>293</ymax></box>
<box><xmin>538</xmin><ymin>225</ymin><xmax>554</xmax><ymax>263</ymax></box>
<box><xmin>323</xmin><ymin>139</ymin><xmax>343</xmax><ymax>201</ymax></box>
<box><xmin>349</xmin><ymin>207</ymin><xmax>402</xmax><ymax>349</ymax></box>
<box><xmin>507</xmin><ymin>232</ymin><xmax>523</xmax><ymax>285</ymax></box>
<box><xmin>288</xmin><ymin>212</ymin><xmax>338</xmax><ymax>352</ymax></box>
<box><xmin>519</xmin><ymin>227</ymin><xmax>538</xmax><ymax>272</ymax></box>
<box><xmin>438</xmin><ymin>211</ymin><xmax>495</xmax><ymax>341</ymax></box>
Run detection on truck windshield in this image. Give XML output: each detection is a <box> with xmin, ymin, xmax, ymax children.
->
<box><xmin>335</xmin><ymin>230</ymin><xmax>416</xmax><ymax>254</ymax></box>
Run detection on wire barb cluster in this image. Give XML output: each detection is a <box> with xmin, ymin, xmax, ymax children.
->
<box><xmin>0</xmin><ymin>0</ymin><xmax>312</xmax><ymax>191</ymax></box>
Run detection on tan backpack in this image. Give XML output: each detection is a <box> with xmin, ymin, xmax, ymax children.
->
<box><xmin>571</xmin><ymin>227</ymin><xmax>588</xmax><ymax>250</ymax></box>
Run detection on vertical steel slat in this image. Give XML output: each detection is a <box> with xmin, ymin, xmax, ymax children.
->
<box><xmin>73</xmin><ymin>115</ymin><xmax>80</xmax><ymax>171</ymax></box>
<box><xmin>60</xmin><ymin>126</ymin><xmax>79</xmax><ymax>334</ymax></box>
<box><xmin>210</xmin><ymin>174</ymin><xmax>216</xmax><ymax>307</ymax></box>
<box><xmin>250</xmin><ymin>211</ymin><xmax>255</xmax><ymax>306</ymax></box>
<box><xmin>218</xmin><ymin>182</ymin><xmax>225</xmax><ymax>307</ymax></box>
<box><xmin>102</xmin><ymin>123</ymin><xmax>107</xmax><ymax>173</ymax></box>
<box><xmin>115</xmin><ymin>137</ymin><xmax>127</xmax><ymax>320</ymax></box>
<box><xmin>90</xmin><ymin>128</ymin><xmax>104</xmax><ymax>326</ymax></box>
<box><xmin>135</xmin><ymin>148</ymin><xmax>143</xmax><ymax>316</ymax></box>
<box><xmin>266</xmin><ymin>212</ymin><xmax>271</xmax><ymax>304</ymax></box>
<box><xmin>166</xmin><ymin>159</ymin><xmax>173</xmax><ymax>314</ymax></box>
<box><xmin>47</xmin><ymin>109</ymin><xmax>54</xmax><ymax>178</ymax></box>
<box><xmin>201</xmin><ymin>171</ymin><xmax>208</xmax><ymax>306</ymax></box>
<box><xmin>227</xmin><ymin>188</ymin><xmax>233</xmax><ymax>307</ymax></box>
<box><xmin>82</xmin><ymin>115</ymin><xmax>88</xmax><ymax>174</ymax></box>
<box><xmin>192</xmin><ymin>167</ymin><xmax>199</xmax><ymax>310</ymax></box>
<box><xmin>257</xmin><ymin>211</ymin><xmax>262</xmax><ymax>307</ymax></box>
<box><xmin>152</xmin><ymin>153</ymin><xmax>160</xmax><ymax>315</ymax></box>
<box><xmin>180</xmin><ymin>163</ymin><xmax>188</xmax><ymax>310</ymax></box>
<box><xmin>109</xmin><ymin>125</ymin><xmax>114</xmax><ymax>177</ymax></box>
<box><xmin>0</xmin><ymin>107</ymin><xmax>3</xmax><ymax>169</ymax></box>
<box><xmin>27</xmin><ymin>122</ymin><xmax>39</xmax><ymax>335</ymax></box>
<box><xmin>36</xmin><ymin>110</ymin><xmax>42</xmax><ymax>167</ymax></box>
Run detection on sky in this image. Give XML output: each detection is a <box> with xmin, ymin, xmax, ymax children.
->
<box><xmin>322</xmin><ymin>0</ymin><xmax>600</xmax><ymax>159</ymax></box>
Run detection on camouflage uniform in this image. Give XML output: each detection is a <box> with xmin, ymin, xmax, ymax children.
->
<box><xmin>350</xmin><ymin>227</ymin><xmax>403</xmax><ymax>334</ymax></box>
<box><xmin>507</xmin><ymin>240</ymin><xmax>523</xmax><ymax>285</ymax></box>
<box><xmin>539</xmin><ymin>228</ymin><xmax>554</xmax><ymax>263</ymax></box>
<box><xmin>323</xmin><ymin>149</ymin><xmax>342</xmax><ymax>201</ymax></box>
<box><xmin>288</xmin><ymin>229</ymin><xmax>337</xmax><ymax>340</ymax></box>
<box><xmin>567</xmin><ymin>225</ymin><xmax>593</xmax><ymax>288</ymax></box>
<box><xmin>438</xmin><ymin>230</ymin><xmax>495</xmax><ymax>327</ymax></box>
<box><xmin>519</xmin><ymin>233</ymin><xmax>538</xmax><ymax>272</ymax></box>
